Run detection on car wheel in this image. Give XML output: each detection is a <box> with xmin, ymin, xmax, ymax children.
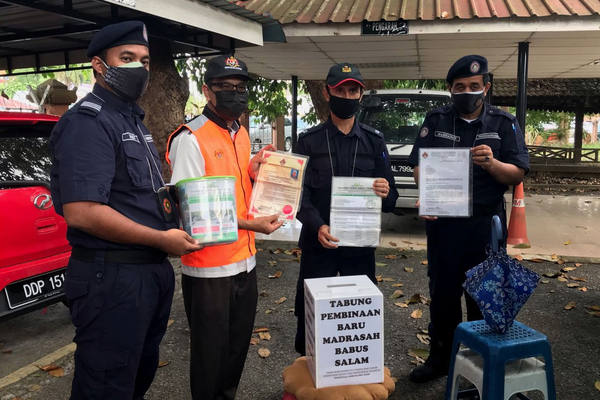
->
<box><xmin>285</xmin><ymin>137</ymin><xmax>292</xmax><ymax>152</ymax></box>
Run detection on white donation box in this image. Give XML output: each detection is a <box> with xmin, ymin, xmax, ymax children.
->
<box><xmin>304</xmin><ymin>275</ymin><xmax>384</xmax><ymax>388</ymax></box>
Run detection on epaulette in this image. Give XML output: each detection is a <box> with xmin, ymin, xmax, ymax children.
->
<box><xmin>299</xmin><ymin>124</ymin><xmax>323</xmax><ymax>138</ymax></box>
<box><xmin>359</xmin><ymin>123</ymin><xmax>382</xmax><ymax>137</ymax></box>
<box><xmin>485</xmin><ymin>105</ymin><xmax>515</xmax><ymax>121</ymax></box>
<box><xmin>77</xmin><ymin>98</ymin><xmax>103</xmax><ymax>117</ymax></box>
<box><xmin>426</xmin><ymin>104</ymin><xmax>453</xmax><ymax>117</ymax></box>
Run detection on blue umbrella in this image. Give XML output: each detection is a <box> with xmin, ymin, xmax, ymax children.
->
<box><xmin>463</xmin><ymin>215</ymin><xmax>540</xmax><ymax>333</ymax></box>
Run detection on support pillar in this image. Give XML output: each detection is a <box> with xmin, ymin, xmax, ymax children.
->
<box><xmin>291</xmin><ymin>75</ymin><xmax>299</xmax><ymax>152</ymax></box>
<box><xmin>574</xmin><ymin>102</ymin><xmax>584</xmax><ymax>162</ymax></box>
<box><xmin>516</xmin><ymin>42</ymin><xmax>529</xmax><ymax>131</ymax></box>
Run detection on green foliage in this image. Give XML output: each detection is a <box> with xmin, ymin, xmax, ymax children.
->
<box><xmin>1</xmin><ymin>66</ymin><xmax>92</xmax><ymax>99</ymax></box>
<box><xmin>382</xmin><ymin>79</ymin><xmax>447</xmax><ymax>91</ymax></box>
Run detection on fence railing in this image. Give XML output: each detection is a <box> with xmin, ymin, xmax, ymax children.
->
<box><xmin>528</xmin><ymin>146</ymin><xmax>600</xmax><ymax>163</ymax></box>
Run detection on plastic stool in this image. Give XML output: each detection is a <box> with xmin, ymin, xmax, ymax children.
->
<box><xmin>448</xmin><ymin>348</ymin><xmax>549</xmax><ymax>399</ymax></box>
<box><xmin>444</xmin><ymin>320</ymin><xmax>556</xmax><ymax>400</ymax></box>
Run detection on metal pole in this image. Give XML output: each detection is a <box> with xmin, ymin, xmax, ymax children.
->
<box><xmin>516</xmin><ymin>42</ymin><xmax>529</xmax><ymax>131</ymax></box>
<box><xmin>574</xmin><ymin>102</ymin><xmax>584</xmax><ymax>162</ymax></box>
<box><xmin>292</xmin><ymin>75</ymin><xmax>298</xmax><ymax>152</ymax></box>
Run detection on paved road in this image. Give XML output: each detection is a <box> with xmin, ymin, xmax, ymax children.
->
<box><xmin>1</xmin><ymin>241</ymin><xmax>599</xmax><ymax>399</ymax></box>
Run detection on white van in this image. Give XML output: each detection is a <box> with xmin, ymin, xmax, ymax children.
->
<box><xmin>357</xmin><ymin>89</ymin><xmax>452</xmax><ymax>210</ymax></box>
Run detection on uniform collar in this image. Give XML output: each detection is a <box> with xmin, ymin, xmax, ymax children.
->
<box><xmin>92</xmin><ymin>83</ymin><xmax>145</xmax><ymax>120</ymax></box>
<box><xmin>325</xmin><ymin>117</ymin><xmax>363</xmax><ymax>140</ymax></box>
<box><xmin>202</xmin><ymin>106</ymin><xmax>240</xmax><ymax>133</ymax></box>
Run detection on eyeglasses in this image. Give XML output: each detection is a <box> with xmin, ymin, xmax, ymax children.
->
<box><xmin>209</xmin><ymin>82</ymin><xmax>249</xmax><ymax>93</ymax></box>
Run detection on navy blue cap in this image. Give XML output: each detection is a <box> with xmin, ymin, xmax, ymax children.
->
<box><xmin>87</xmin><ymin>21</ymin><xmax>149</xmax><ymax>58</ymax></box>
<box><xmin>446</xmin><ymin>55</ymin><xmax>488</xmax><ymax>84</ymax></box>
<box><xmin>326</xmin><ymin>63</ymin><xmax>364</xmax><ymax>88</ymax></box>
<box><xmin>205</xmin><ymin>55</ymin><xmax>250</xmax><ymax>81</ymax></box>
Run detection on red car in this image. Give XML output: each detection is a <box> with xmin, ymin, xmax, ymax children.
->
<box><xmin>0</xmin><ymin>112</ymin><xmax>70</xmax><ymax>321</ymax></box>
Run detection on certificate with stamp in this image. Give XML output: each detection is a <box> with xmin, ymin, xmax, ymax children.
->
<box><xmin>330</xmin><ymin>177</ymin><xmax>382</xmax><ymax>247</ymax></box>
<box><xmin>249</xmin><ymin>151</ymin><xmax>308</xmax><ymax>221</ymax></box>
<box><xmin>418</xmin><ymin>148</ymin><xmax>472</xmax><ymax>217</ymax></box>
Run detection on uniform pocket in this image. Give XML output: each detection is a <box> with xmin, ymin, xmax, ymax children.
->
<box><xmin>310</xmin><ymin>156</ymin><xmax>333</xmax><ymax>188</ymax></box>
<box><xmin>354</xmin><ymin>156</ymin><xmax>376</xmax><ymax>177</ymax></box>
<box><xmin>65</xmin><ymin>278</ymin><xmax>99</xmax><ymax>328</ymax></box>
<box><xmin>123</xmin><ymin>141</ymin><xmax>151</xmax><ymax>187</ymax></box>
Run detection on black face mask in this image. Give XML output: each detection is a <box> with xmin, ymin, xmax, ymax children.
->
<box><xmin>329</xmin><ymin>94</ymin><xmax>360</xmax><ymax>120</ymax></box>
<box><xmin>451</xmin><ymin>91</ymin><xmax>485</xmax><ymax>115</ymax></box>
<box><xmin>212</xmin><ymin>90</ymin><xmax>248</xmax><ymax>121</ymax></box>
<box><xmin>102</xmin><ymin>61</ymin><xmax>149</xmax><ymax>103</ymax></box>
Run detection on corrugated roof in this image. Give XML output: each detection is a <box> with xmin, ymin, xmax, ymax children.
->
<box><xmin>235</xmin><ymin>0</ymin><xmax>600</xmax><ymax>23</ymax></box>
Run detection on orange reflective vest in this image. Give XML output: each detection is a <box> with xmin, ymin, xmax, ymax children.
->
<box><xmin>166</xmin><ymin>117</ymin><xmax>256</xmax><ymax>269</ymax></box>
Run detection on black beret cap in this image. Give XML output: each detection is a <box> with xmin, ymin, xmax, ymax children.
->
<box><xmin>446</xmin><ymin>55</ymin><xmax>488</xmax><ymax>84</ymax></box>
<box><xmin>205</xmin><ymin>55</ymin><xmax>250</xmax><ymax>82</ymax></box>
<box><xmin>87</xmin><ymin>21</ymin><xmax>149</xmax><ymax>58</ymax></box>
<box><xmin>326</xmin><ymin>63</ymin><xmax>364</xmax><ymax>88</ymax></box>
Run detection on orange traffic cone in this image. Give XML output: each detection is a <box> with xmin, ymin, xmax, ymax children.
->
<box><xmin>507</xmin><ymin>182</ymin><xmax>530</xmax><ymax>245</ymax></box>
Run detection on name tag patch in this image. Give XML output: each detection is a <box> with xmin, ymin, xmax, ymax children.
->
<box><xmin>476</xmin><ymin>132</ymin><xmax>501</xmax><ymax>141</ymax></box>
<box><xmin>122</xmin><ymin>132</ymin><xmax>140</xmax><ymax>143</ymax></box>
<box><xmin>435</xmin><ymin>131</ymin><xmax>460</xmax><ymax>142</ymax></box>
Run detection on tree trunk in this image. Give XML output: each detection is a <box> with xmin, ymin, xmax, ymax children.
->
<box><xmin>305</xmin><ymin>79</ymin><xmax>386</xmax><ymax>123</ymax></box>
<box><xmin>137</xmin><ymin>37</ymin><xmax>189</xmax><ymax>182</ymax></box>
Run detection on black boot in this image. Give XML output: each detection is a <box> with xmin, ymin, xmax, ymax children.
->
<box><xmin>408</xmin><ymin>351</ymin><xmax>449</xmax><ymax>383</ymax></box>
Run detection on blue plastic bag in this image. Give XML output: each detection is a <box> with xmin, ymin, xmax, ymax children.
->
<box><xmin>463</xmin><ymin>216</ymin><xmax>540</xmax><ymax>333</ymax></box>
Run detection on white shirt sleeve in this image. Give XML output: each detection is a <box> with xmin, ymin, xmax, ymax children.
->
<box><xmin>168</xmin><ymin>129</ymin><xmax>205</xmax><ymax>185</ymax></box>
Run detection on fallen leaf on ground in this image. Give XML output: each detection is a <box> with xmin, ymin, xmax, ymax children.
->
<box><xmin>381</xmin><ymin>277</ymin><xmax>394</xmax><ymax>282</ymax></box>
<box><xmin>389</xmin><ymin>290</ymin><xmax>404</xmax><ymax>299</ymax></box>
<box><xmin>513</xmin><ymin>254</ymin><xmax>524</xmax><ymax>261</ymax></box>
<box><xmin>550</xmin><ymin>290</ymin><xmax>555</xmax><ymax>293</ymax></box>
<box><xmin>268</xmin><ymin>271</ymin><xmax>282</xmax><ymax>279</ymax></box>
<box><xmin>404</xmin><ymin>267</ymin><xmax>414</xmax><ymax>273</ymax></box>
<box><xmin>40</xmin><ymin>364</ymin><xmax>61</xmax><ymax>372</ymax></box>
<box><xmin>395</xmin><ymin>302</ymin><xmax>408</xmax><ymax>308</ymax></box>
<box><xmin>275</xmin><ymin>297</ymin><xmax>287</xmax><ymax>304</ymax></box>
<box><xmin>265</xmin><ymin>309</ymin><xmax>273</xmax><ymax>314</ymax></box>
<box><xmin>584</xmin><ymin>305</ymin><xmax>600</xmax><ymax>311</ymax></box>
<box><xmin>157</xmin><ymin>360</ymin><xmax>170</xmax><ymax>368</ymax></box>
<box><xmin>567</xmin><ymin>283</ymin><xmax>580</xmax><ymax>288</ymax></box>
<box><xmin>402</xmin><ymin>241</ymin><xmax>413</xmax><ymax>245</ymax></box>
<box><xmin>416</xmin><ymin>243</ymin><xmax>427</xmax><ymax>246</ymax></box>
<box><xmin>562</xmin><ymin>267</ymin><xmax>577</xmax><ymax>272</ymax></box>
<box><xmin>408</xmin><ymin>294</ymin><xmax>423</xmax><ymax>304</ymax></box>
<box><xmin>259</xmin><ymin>291</ymin><xmax>269</xmax><ymax>297</ymax></box>
<box><xmin>565</xmin><ymin>302</ymin><xmax>576</xmax><ymax>310</ymax></box>
<box><xmin>595</xmin><ymin>381</ymin><xmax>600</xmax><ymax>392</ymax></box>
<box><xmin>389</xmin><ymin>242</ymin><xmax>397</xmax><ymax>247</ymax></box>
<box><xmin>551</xmin><ymin>254</ymin><xmax>558</xmax><ymax>260</ymax></box>
<box><xmin>2</xmin><ymin>350</ymin><xmax>12</xmax><ymax>354</ymax></box>
<box><xmin>271</xmin><ymin>249</ymin><xmax>282</xmax><ymax>254</ymax></box>
<box><xmin>291</xmin><ymin>248</ymin><xmax>302</xmax><ymax>257</ymax></box>
<box><xmin>391</xmin><ymin>377</ymin><xmax>399</xmax><ymax>383</ymax></box>
<box><xmin>575</xmin><ymin>263</ymin><xmax>583</xmax><ymax>267</ymax></box>
<box><xmin>529</xmin><ymin>258</ymin><xmax>545</xmax><ymax>263</ymax></box>
<box><xmin>253</xmin><ymin>327</ymin><xmax>269</xmax><ymax>333</ymax></box>
<box><xmin>259</xmin><ymin>332</ymin><xmax>271</xmax><ymax>340</ymax></box>
<box><xmin>541</xmin><ymin>279</ymin><xmax>550</xmax><ymax>284</ymax></box>
<box><xmin>588</xmin><ymin>312</ymin><xmax>600</xmax><ymax>318</ymax></box>
<box><xmin>376</xmin><ymin>275</ymin><xmax>383</xmax><ymax>282</ymax></box>
<box><xmin>268</xmin><ymin>261</ymin><xmax>277</xmax><ymax>267</ymax></box>
<box><xmin>557</xmin><ymin>276</ymin><xmax>569</xmax><ymax>282</ymax></box>
<box><xmin>578</xmin><ymin>287</ymin><xmax>588</xmax><ymax>292</ymax></box>
<box><xmin>564</xmin><ymin>239</ymin><xmax>572</xmax><ymax>245</ymax></box>
<box><xmin>167</xmin><ymin>319</ymin><xmax>175</xmax><ymax>327</ymax></box>
<box><xmin>411</xmin><ymin>309</ymin><xmax>423</xmax><ymax>319</ymax></box>
<box><xmin>407</xmin><ymin>348</ymin><xmax>429</xmax><ymax>360</ymax></box>
<box><xmin>250</xmin><ymin>338</ymin><xmax>260</xmax><ymax>345</ymax></box>
<box><xmin>375</xmin><ymin>262</ymin><xmax>387</xmax><ymax>267</ymax></box>
<box><xmin>420</xmin><ymin>260</ymin><xmax>428</xmax><ymax>265</ymax></box>
<box><xmin>557</xmin><ymin>259</ymin><xmax>565</xmax><ymax>265</ymax></box>
<box><xmin>257</xmin><ymin>248</ymin><xmax>263</xmax><ymax>252</ymax></box>
<box><xmin>258</xmin><ymin>348</ymin><xmax>271</xmax><ymax>358</ymax></box>
<box><xmin>284</xmin><ymin>251</ymin><xmax>293</xmax><ymax>256</ymax></box>
<box><xmin>287</xmin><ymin>308</ymin><xmax>295</xmax><ymax>313</ymax></box>
<box><xmin>416</xmin><ymin>333</ymin><xmax>431</xmax><ymax>345</ymax></box>
<box><xmin>513</xmin><ymin>243</ymin><xmax>532</xmax><ymax>249</ymax></box>
<box><xmin>392</xmin><ymin>283</ymin><xmax>404</xmax><ymax>287</ymax></box>
<box><xmin>570</xmin><ymin>276</ymin><xmax>587</xmax><ymax>282</ymax></box>
<box><xmin>385</xmin><ymin>255</ymin><xmax>398</xmax><ymax>260</ymax></box>
<box><xmin>28</xmin><ymin>384</ymin><xmax>42</xmax><ymax>392</ymax></box>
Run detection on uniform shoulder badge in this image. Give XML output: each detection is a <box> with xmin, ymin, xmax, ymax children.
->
<box><xmin>359</xmin><ymin>123</ymin><xmax>382</xmax><ymax>137</ymax></box>
<box><xmin>78</xmin><ymin>98</ymin><xmax>103</xmax><ymax>116</ymax></box>
<box><xmin>420</xmin><ymin>127</ymin><xmax>429</xmax><ymax>138</ymax></box>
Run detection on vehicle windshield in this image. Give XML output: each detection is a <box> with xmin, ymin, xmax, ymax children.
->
<box><xmin>0</xmin><ymin>129</ymin><xmax>52</xmax><ymax>181</ymax></box>
<box><xmin>358</xmin><ymin>94</ymin><xmax>450</xmax><ymax>144</ymax></box>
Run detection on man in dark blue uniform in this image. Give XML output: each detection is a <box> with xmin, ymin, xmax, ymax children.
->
<box><xmin>293</xmin><ymin>63</ymin><xmax>399</xmax><ymax>355</ymax></box>
<box><xmin>50</xmin><ymin>21</ymin><xmax>203</xmax><ymax>399</ymax></box>
<box><xmin>407</xmin><ymin>55</ymin><xmax>530</xmax><ymax>383</ymax></box>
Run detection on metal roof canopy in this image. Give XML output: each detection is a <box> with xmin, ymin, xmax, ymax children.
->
<box><xmin>236</xmin><ymin>17</ymin><xmax>600</xmax><ymax>81</ymax></box>
<box><xmin>0</xmin><ymin>0</ymin><xmax>279</xmax><ymax>76</ymax></box>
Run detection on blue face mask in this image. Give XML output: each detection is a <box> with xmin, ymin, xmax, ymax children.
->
<box><xmin>102</xmin><ymin>60</ymin><xmax>149</xmax><ymax>102</ymax></box>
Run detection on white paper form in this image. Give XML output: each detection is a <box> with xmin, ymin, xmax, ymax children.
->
<box><xmin>330</xmin><ymin>177</ymin><xmax>382</xmax><ymax>247</ymax></box>
<box><xmin>418</xmin><ymin>148</ymin><xmax>472</xmax><ymax>218</ymax></box>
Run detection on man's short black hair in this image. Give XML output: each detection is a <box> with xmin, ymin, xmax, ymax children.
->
<box><xmin>92</xmin><ymin>50</ymin><xmax>108</xmax><ymax>78</ymax></box>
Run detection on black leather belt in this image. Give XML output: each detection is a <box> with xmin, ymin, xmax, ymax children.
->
<box><xmin>71</xmin><ymin>246</ymin><xmax>168</xmax><ymax>264</ymax></box>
